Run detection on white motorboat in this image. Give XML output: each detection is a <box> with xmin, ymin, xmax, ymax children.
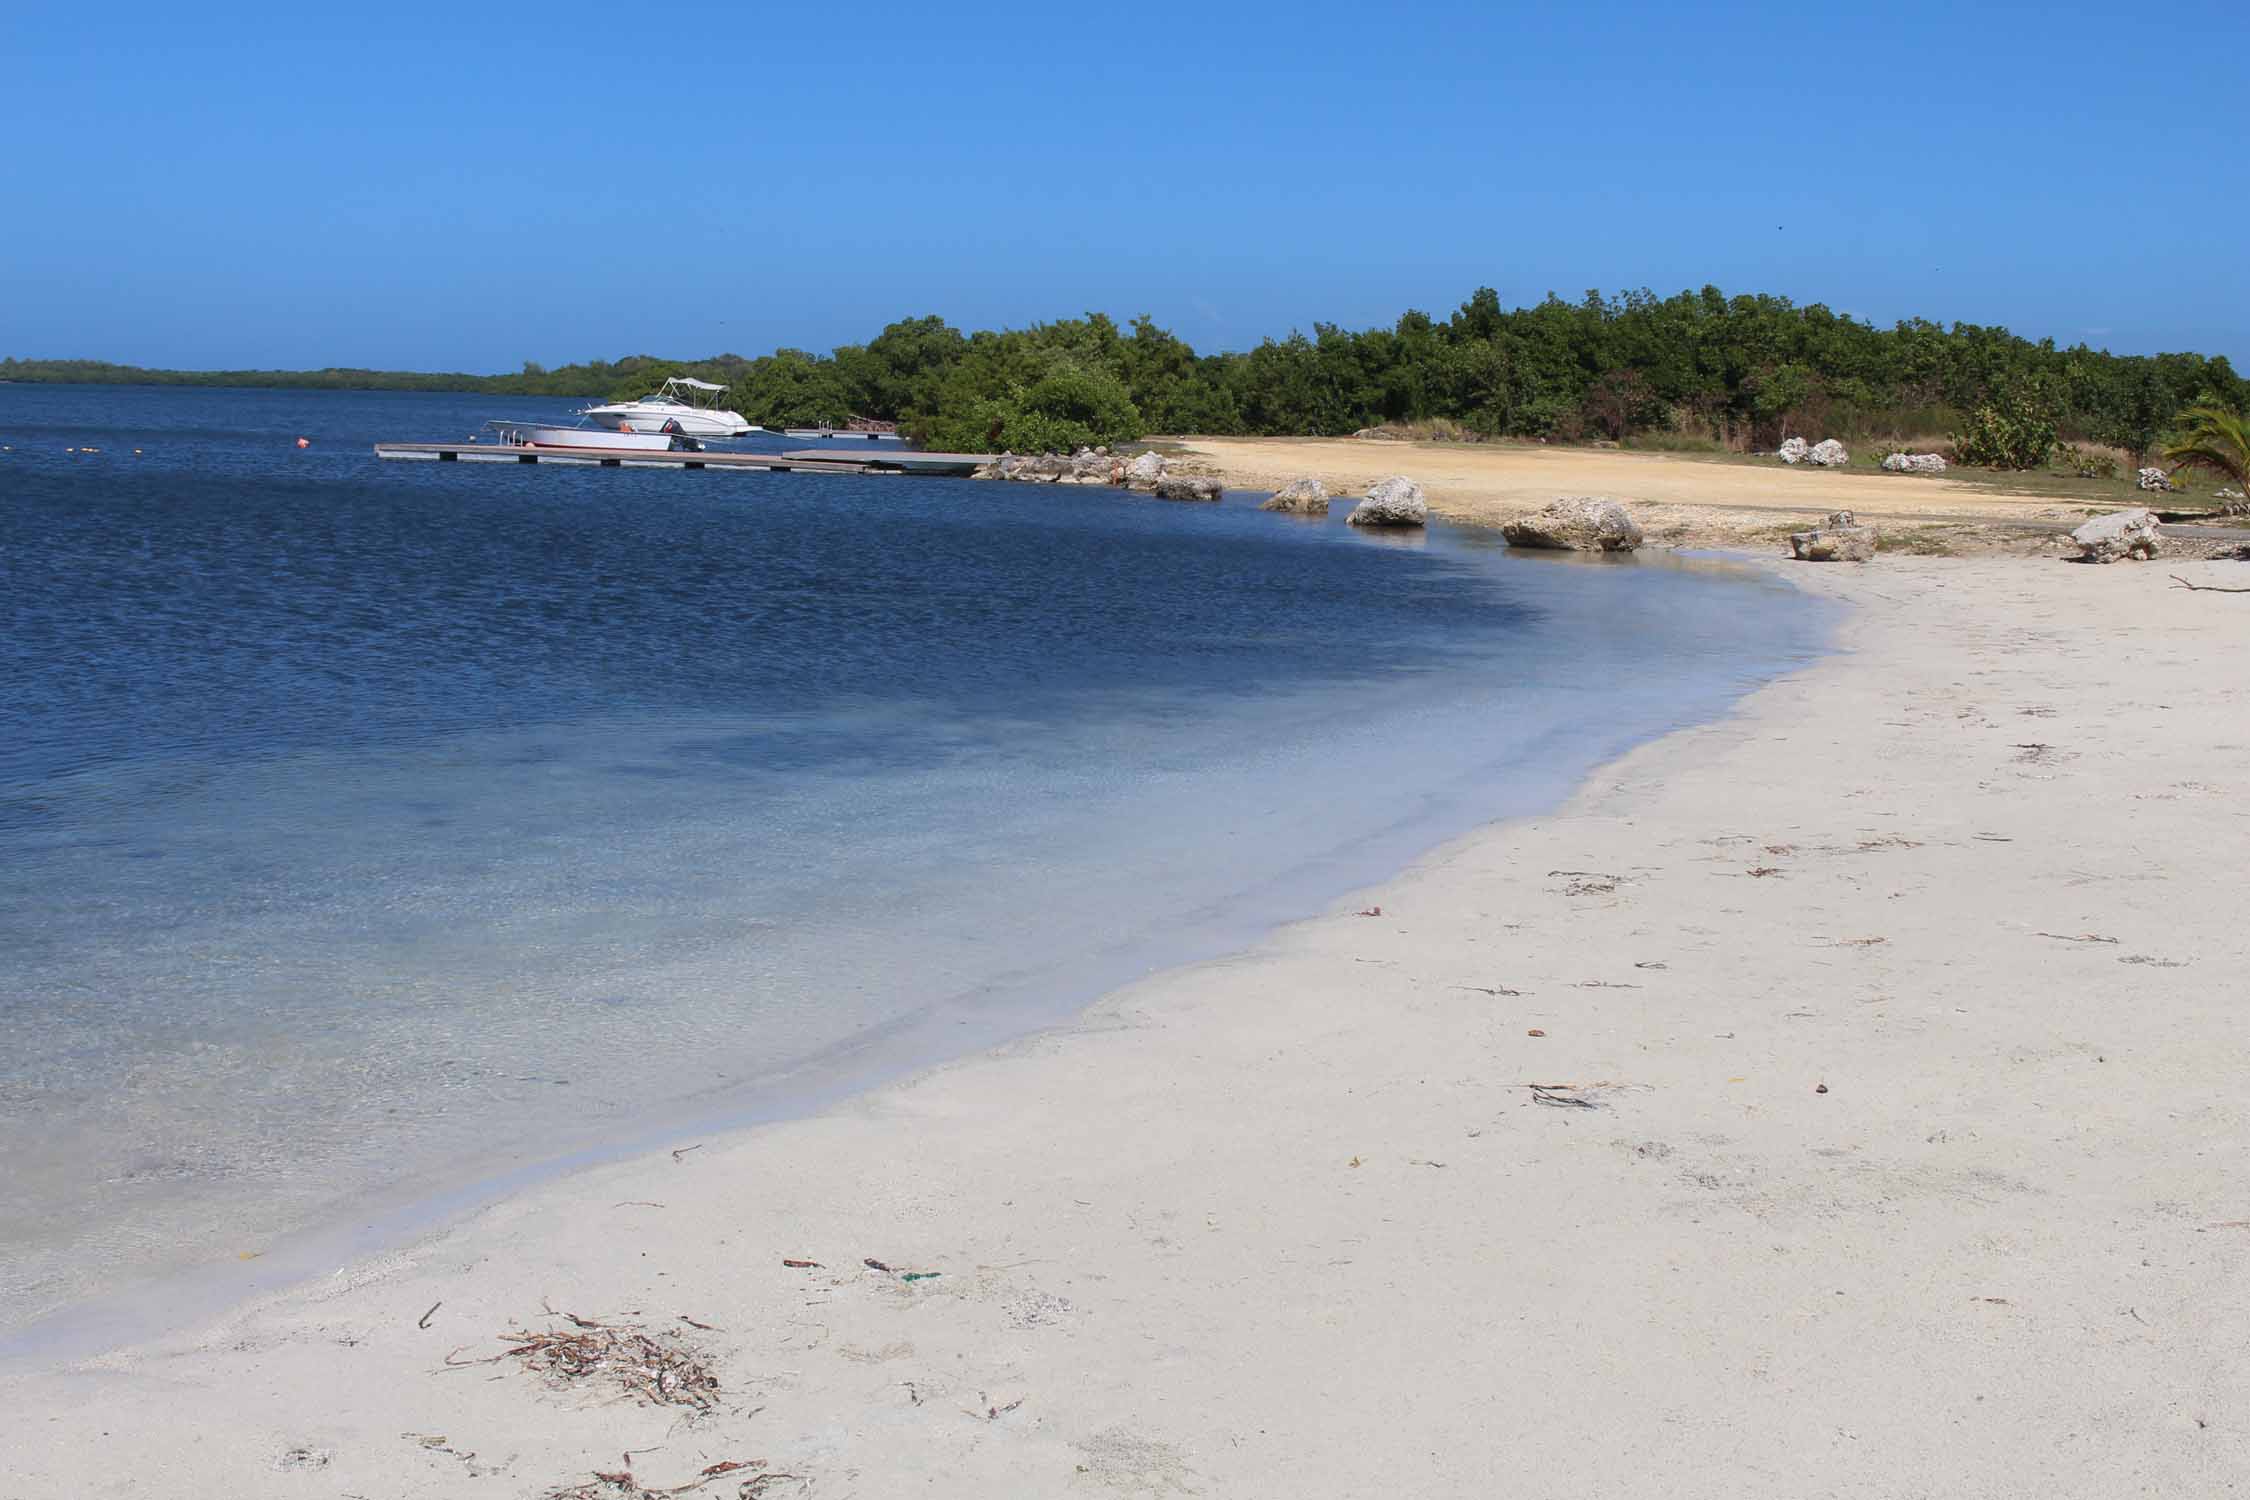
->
<box><xmin>578</xmin><ymin>377</ymin><xmax>758</xmax><ymax>438</ymax></box>
<box><xmin>485</xmin><ymin>421</ymin><xmax>694</xmax><ymax>452</ymax></box>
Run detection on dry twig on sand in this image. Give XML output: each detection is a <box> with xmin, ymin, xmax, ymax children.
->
<box><xmin>2170</xmin><ymin>574</ymin><xmax>2250</xmax><ymax>594</ymax></box>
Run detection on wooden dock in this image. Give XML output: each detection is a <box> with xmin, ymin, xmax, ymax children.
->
<box><xmin>372</xmin><ymin>442</ymin><xmax>990</xmax><ymax>476</ymax></box>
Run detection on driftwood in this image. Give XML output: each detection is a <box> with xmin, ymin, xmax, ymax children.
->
<box><xmin>2170</xmin><ymin>574</ymin><xmax>2250</xmax><ymax>594</ymax></box>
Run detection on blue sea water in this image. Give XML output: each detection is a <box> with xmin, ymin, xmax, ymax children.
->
<box><xmin>0</xmin><ymin>384</ymin><xmax>1830</xmax><ymax>1348</ymax></box>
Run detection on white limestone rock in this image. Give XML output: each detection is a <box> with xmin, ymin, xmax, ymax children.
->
<box><xmin>1261</xmin><ymin>478</ymin><xmax>1331</xmax><ymax>515</ymax></box>
<box><xmin>1346</xmin><ymin>475</ymin><xmax>1429</xmax><ymax>527</ymax></box>
<box><xmin>2071</xmin><ymin>508</ymin><xmax>2161</xmax><ymax>563</ymax></box>
<box><xmin>1789</xmin><ymin>509</ymin><xmax>1876</xmax><ymax>562</ymax></box>
<box><xmin>1501</xmin><ymin>495</ymin><xmax>1644</xmax><ymax>552</ymax></box>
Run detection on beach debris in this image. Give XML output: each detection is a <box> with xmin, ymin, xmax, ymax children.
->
<box><xmin>1454</xmin><ymin>984</ymin><xmax>1525</xmax><ymax>996</ymax></box>
<box><xmin>541</xmin><ymin>1459</ymin><xmax>799</xmax><ymax>1499</ymax></box>
<box><xmin>1777</xmin><ymin>436</ymin><xmax>1811</xmax><ymax>464</ymax></box>
<box><xmin>460</xmin><ymin>1308</ymin><xmax>720</xmax><ymax>1411</ymax></box>
<box><xmin>781</xmin><ymin>1258</ymin><xmax>822</xmax><ymax>1269</ymax></box>
<box><xmin>295</xmin><ymin>437</ymin><xmax>310</xmax><ymax>449</ymax></box>
<box><xmin>677</xmin><ymin>1315</ymin><xmax>718</xmax><ymax>1330</ymax></box>
<box><xmin>418</xmin><ymin>1299</ymin><xmax>443</xmax><ymax>1329</ymax></box>
<box><xmin>1528</xmin><ymin>1083</ymin><xmax>1605</xmax><ymax>1109</ymax></box>
<box><xmin>2169</xmin><ymin>573</ymin><xmax>2250</xmax><ymax>594</ymax></box>
<box><xmin>1882</xmin><ymin>452</ymin><xmax>1948</xmax><ymax>474</ymax></box>
<box><xmin>1526</xmin><ymin>1028</ymin><xmax>1547</xmax><ymax>1038</ymax></box>
<box><xmin>863</xmin><ymin>1257</ymin><xmax>896</xmax><ymax>1273</ymax></box>
<box><xmin>1501</xmin><ymin>494</ymin><xmax>1643</xmax><ymax>551</ymax></box>
<box><xmin>1152</xmin><ymin>473</ymin><xmax>1224</xmax><ymax>502</ymax></box>
<box><xmin>1347</xmin><ymin>474</ymin><xmax>1429</xmax><ymax>527</ymax></box>
<box><xmin>901</xmin><ymin>1271</ymin><xmax>942</xmax><ymax>1282</ymax></box>
<box><xmin>965</xmin><ymin>1394</ymin><xmax>1026</xmax><ymax>1422</ymax></box>
<box><xmin>2119</xmin><ymin>954</ymin><xmax>2189</xmax><ymax>967</ymax></box>
<box><xmin>1634</xmin><ymin>960</ymin><xmax>1669</xmax><ymax>970</ymax></box>
<box><xmin>1348</xmin><ymin>1155</ymin><xmax>1363</xmax><ymax>1167</ymax></box>
<box><xmin>671</xmin><ymin>1143</ymin><xmax>704</xmax><ymax>1162</ymax></box>
<box><xmin>2072</xmin><ymin>508</ymin><xmax>2160</xmax><ymax>562</ymax></box>
<box><xmin>1549</xmin><ymin>868</ymin><xmax>1625</xmax><ymax>896</ymax></box>
<box><xmin>275</xmin><ymin>1445</ymin><xmax>332</xmax><ymax>1471</ymax></box>
<box><xmin>1807</xmin><ymin>439</ymin><xmax>1850</xmax><ymax>467</ymax></box>
<box><xmin>2036</xmin><ymin>931</ymin><xmax>2119</xmax><ymax>945</ymax></box>
<box><xmin>2136</xmin><ymin>466</ymin><xmax>2176</xmax><ymax>493</ymax></box>
<box><xmin>1747</xmin><ymin>866</ymin><xmax>1783</xmax><ymax>878</ymax></box>
<box><xmin>1789</xmin><ymin>509</ymin><xmax>1876</xmax><ymax>562</ymax></box>
<box><xmin>1815</xmin><ymin>1082</ymin><xmax>1830</xmax><ymax>1094</ymax></box>
<box><xmin>1356</xmin><ymin>905</ymin><xmax>1383</xmax><ymax>917</ymax></box>
<box><xmin>1261</xmin><ymin>476</ymin><xmax>1331</xmax><ymax>515</ymax></box>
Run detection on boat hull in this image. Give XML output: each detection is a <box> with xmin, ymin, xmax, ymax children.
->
<box><xmin>580</xmin><ymin>404</ymin><xmax>754</xmax><ymax>437</ymax></box>
<box><xmin>521</xmin><ymin>426</ymin><xmax>681</xmax><ymax>451</ymax></box>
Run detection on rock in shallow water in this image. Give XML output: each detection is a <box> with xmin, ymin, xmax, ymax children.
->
<box><xmin>1153</xmin><ymin>474</ymin><xmax>1224</xmax><ymax>502</ymax></box>
<box><xmin>1501</xmin><ymin>495</ymin><xmax>1643</xmax><ymax>551</ymax></box>
<box><xmin>1789</xmin><ymin>509</ymin><xmax>1876</xmax><ymax>562</ymax></box>
<box><xmin>1261</xmin><ymin>477</ymin><xmax>1331</xmax><ymax>515</ymax></box>
<box><xmin>2071</xmin><ymin>508</ymin><xmax>2161</xmax><ymax>562</ymax></box>
<box><xmin>1346</xmin><ymin>475</ymin><xmax>1429</xmax><ymax>527</ymax></box>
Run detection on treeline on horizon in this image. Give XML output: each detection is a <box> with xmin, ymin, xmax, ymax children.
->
<box><xmin>9</xmin><ymin>286</ymin><xmax>2244</xmax><ymax>463</ymax></box>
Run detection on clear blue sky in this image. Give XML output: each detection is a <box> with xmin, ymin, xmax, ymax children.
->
<box><xmin>5</xmin><ymin>1</ymin><xmax>2243</xmax><ymax>371</ymax></box>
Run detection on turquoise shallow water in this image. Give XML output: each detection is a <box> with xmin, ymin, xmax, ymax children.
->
<box><xmin>0</xmin><ymin>385</ymin><xmax>1832</xmax><ymax>1348</ymax></box>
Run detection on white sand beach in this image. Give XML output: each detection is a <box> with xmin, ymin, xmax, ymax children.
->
<box><xmin>11</xmin><ymin>553</ymin><xmax>2249</xmax><ymax>1498</ymax></box>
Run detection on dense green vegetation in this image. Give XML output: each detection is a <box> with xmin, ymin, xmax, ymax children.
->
<box><xmin>9</xmin><ymin>286</ymin><xmax>2244</xmax><ymax>464</ymax></box>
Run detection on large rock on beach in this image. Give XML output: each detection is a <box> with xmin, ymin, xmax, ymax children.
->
<box><xmin>1789</xmin><ymin>509</ymin><xmax>1876</xmax><ymax>562</ymax></box>
<box><xmin>1777</xmin><ymin>436</ymin><xmax>1811</xmax><ymax>465</ymax></box>
<box><xmin>2136</xmin><ymin>466</ymin><xmax>2176</xmax><ymax>493</ymax></box>
<box><xmin>1882</xmin><ymin>452</ymin><xmax>1948</xmax><ymax>474</ymax></box>
<box><xmin>2071</xmin><ymin>508</ymin><xmax>2161</xmax><ymax>563</ymax></box>
<box><xmin>1807</xmin><ymin>439</ymin><xmax>1850</xmax><ymax>468</ymax></box>
<box><xmin>1125</xmin><ymin>451</ymin><xmax>1168</xmax><ymax>487</ymax></box>
<box><xmin>1152</xmin><ymin>474</ymin><xmax>1224</xmax><ymax>503</ymax></box>
<box><xmin>1261</xmin><ymin>477</ymin><xmax>1331</xmax><ymax>515</ymax></box>
<box><xmin>1501</xmin><ymin>495</ymin><xmax>1643</xmax><ymax>552</ymax></box>
<box><xmin>1346</xmin><ymin>475</ymin><xmax>1429</xmax><ymax>528</ymax></box>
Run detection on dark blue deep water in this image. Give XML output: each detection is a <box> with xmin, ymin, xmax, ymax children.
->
<box><xmin>0</xmin><ymin>384</ymin><xmax>1829</xmax><ymax>1343</ymax></box>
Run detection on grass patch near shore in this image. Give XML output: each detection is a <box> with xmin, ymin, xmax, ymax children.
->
<box><xmin>1875</xmin><ymin>526</ymin><xmax>1968</xmax><ymax>556</ymax></box>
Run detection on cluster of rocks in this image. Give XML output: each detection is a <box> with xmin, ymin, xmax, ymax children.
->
<box><xmin>1789</xmin><ymin>510</ymin><xmax>1877</xmax><ymax>562</ymax></box>
<box><xmin>2071</xmin><ymin>508</ymin><xmax>2161</xmax><ymax>563</ymax></box>
<box><xmin>1777</xmin><ymin>437</ymin><xmax>1850</xmax><ymax>467</ymax></box>
<box><xmin>1882</xmin><ymin>452</ymin><xmax>1948</xmax><ymax>474</ymax></box>
<box><xmin>1502</xmin><ymin>495</ymin><xmax>1643</xmax><ymax>552</ymax></box>
<box><xmin>971</xmin><ymin>447</ymin><xmax>1223</xmax><ymax>501</ymax></box>
<box><xmin>2136</xmin><ymin>467</ymin><xmax>2175</xmax><ymax>493</ymax></box>
<box><xmin>1346</xmin><ymin>475</ymin><xmax>1429</xmax><ymax>528</ymax></box>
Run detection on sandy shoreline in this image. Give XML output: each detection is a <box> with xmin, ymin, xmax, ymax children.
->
<box><xmin>1170</xmin><ymin>435</ymin><xmax>2250</xmax><ymax>559</ymax></box>
<box><xmin>13</xmin><ymin>553</ymin><xmax>2250</xmax><ymax>1497</ymax></box>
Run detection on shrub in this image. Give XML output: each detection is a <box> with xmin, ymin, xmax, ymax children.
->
<box><xmin>2053</xmin><ymin>443</ymin><xmax>2119</xmax><ymax>480</ymax></box>
<box><xmin>1953</xmin><ymin>383</ymin><xmax>2058</xmax><ymax>470</ymax></box>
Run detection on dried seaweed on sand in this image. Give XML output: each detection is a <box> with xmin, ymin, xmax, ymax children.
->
<box><xmin>451</xmin><ymin>1307</ymin><xmax>720</xmax><ymax>1411</ymax></box>
<box><xmin>543</xmin><ymin>1458</ymin><xmax>801</xmax><ymax>1499</ymax></box>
